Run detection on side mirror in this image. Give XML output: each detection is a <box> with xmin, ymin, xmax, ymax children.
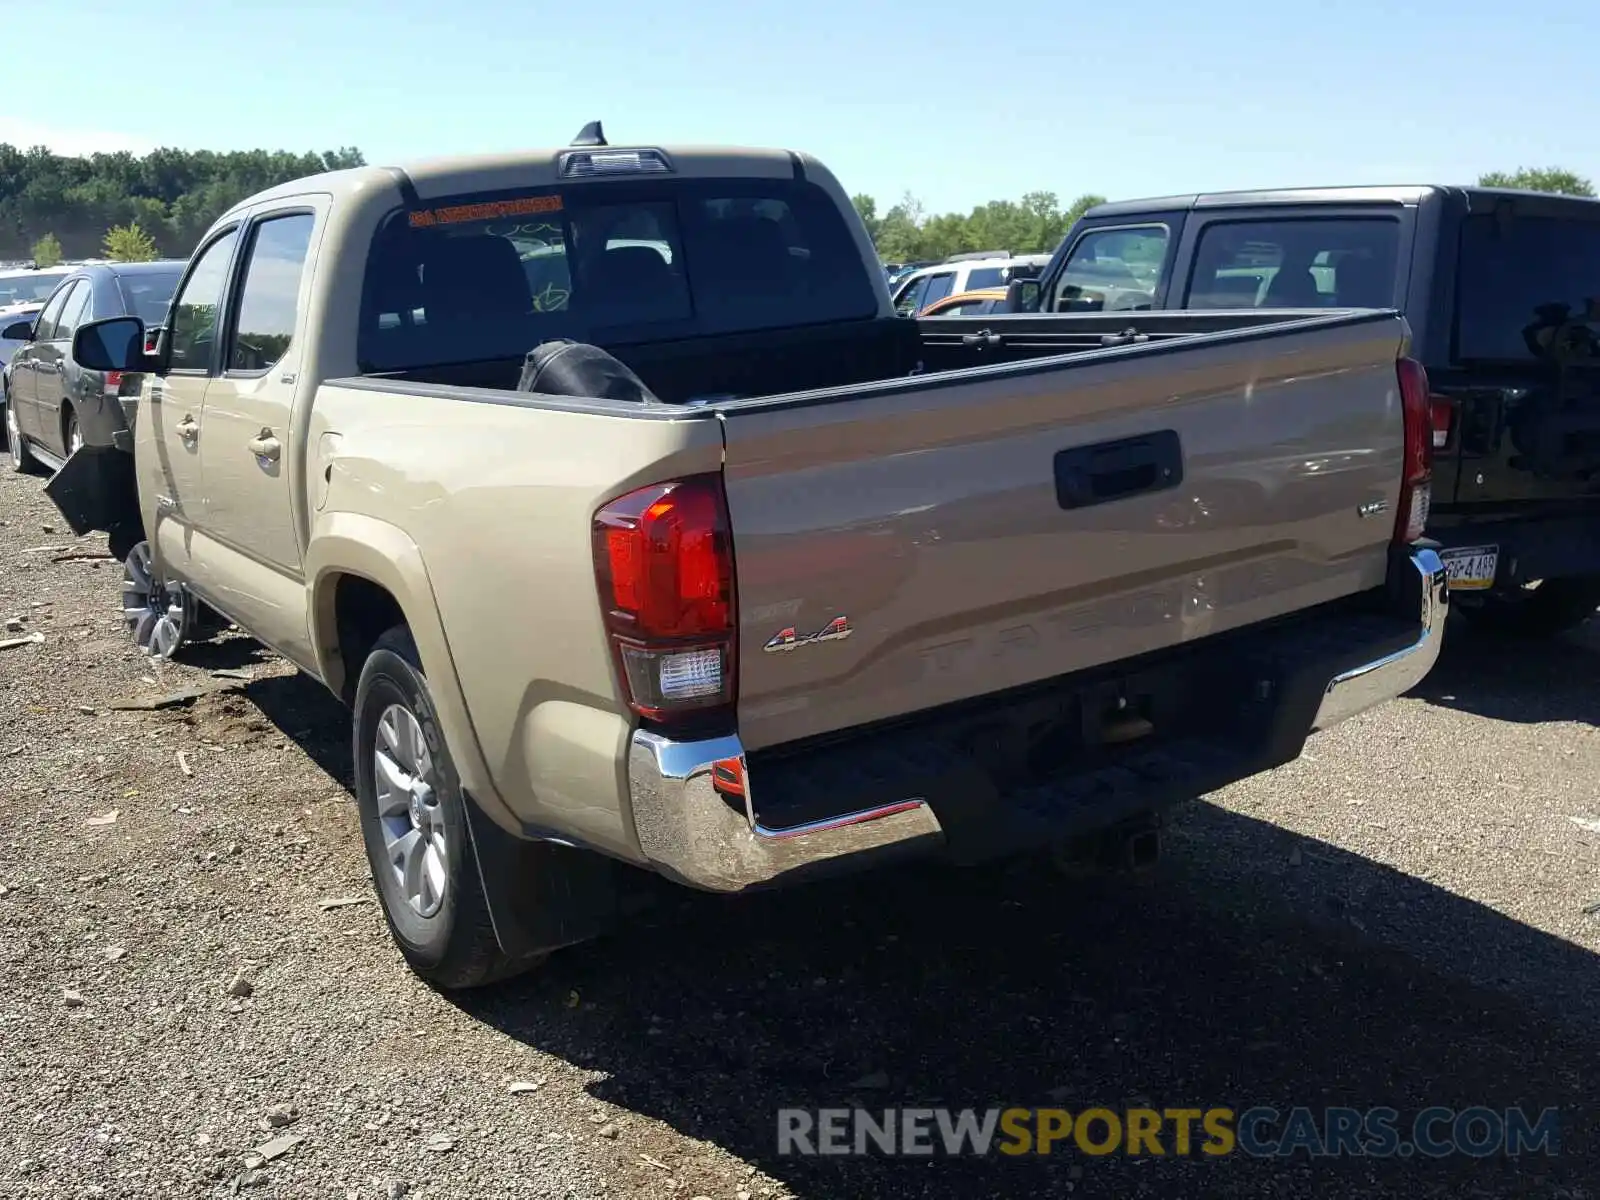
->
<box><xmin>73</xmin><ymin>316</ymin><xmax>151</xmax><ymax>373</ymax></box>
<box><xmin>1004</xmin><ymin>278</ymin><xmax>1042</xmax><ymax>313</ymax></box>
<box><xmin>1</xmin><ymin>319</ymin><xmax>34</xmax><ymax>341</ymax></box>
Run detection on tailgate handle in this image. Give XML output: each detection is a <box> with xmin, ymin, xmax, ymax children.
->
<box><xmin>960</xmin><ymin>329</ymin><xmax>1001</xmax><ymax>349</ymax></box>
<box><xmin>1055</xmin><ymin>430</ymin><xmax>1183</xmax><ymax>510</ymax></box>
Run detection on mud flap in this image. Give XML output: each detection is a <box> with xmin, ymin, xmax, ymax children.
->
<box><xmin>42</xmin><ymin>445</ymin><xmax>143</xmax><ymax>550</ymax></box>
<box><xmin>461</xmin><ymin>793</ymin><xmax>622</xmax><ymax>963</ymax></box>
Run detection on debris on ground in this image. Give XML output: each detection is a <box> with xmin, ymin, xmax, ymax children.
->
<box><xmin>108</xmin><ymin>681</ymin><xmax>246</xmax><ymax>711</ymax></box>
<box><xmin>244</xmin><ymin>1130</ymin><xmax>304</xmax><ymax>1167</ymax></box>
<box><xmin>85</xmin><ymin>810</ymin><xmax>119</xmax><ymax>827</ymax></box>
<box><xmin>261</xmin><ymin>1104</ymin><xmax>299</xmax><ymax>1130</ymax></box>
<box><xmin>226</xmin><ymin>970</ymin><xmax>254</xmax><ymax>998</ymax></box>
<box><xmin>0</xmin><ymin>631</ymin><xmax>45</xmax><ymax>650</ymax></box>
<box><xmin>316</xmin><ymin>896</ymin><xmax>368</xmax><ymax>912</ymax></box>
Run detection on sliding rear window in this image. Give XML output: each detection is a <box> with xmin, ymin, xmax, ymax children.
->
<box><xmin>1453</xmin><ymin>213</ymin><xmax>1600</xmax><ymax>362</ymax></box>
<box><xmin>359</xmin><ymin>177</ymin><xmax>878</xmax><ymax>371</ymax></box>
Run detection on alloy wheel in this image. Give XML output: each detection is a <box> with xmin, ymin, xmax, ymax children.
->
<box><xmin>121</xmin><ymin>542</ymin><xmax>191</xmax><ymax>659</ymax></box>
<box><xmin>373</xmin><ymin>703</ymin><xmax>449</xmax><ymax>919</ymax></box>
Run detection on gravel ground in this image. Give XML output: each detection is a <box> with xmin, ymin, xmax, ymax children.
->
<box><xmin>0</xmin><ymin>460</ymin><xmax>1596</xmax><ymax>1199</ymax></box>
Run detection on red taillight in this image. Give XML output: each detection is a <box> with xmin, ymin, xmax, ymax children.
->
<box><xmin>1395</xmin><ymin>357</ymin><xmax>1433</xmax><ymax>543</ymax></box>
<box><xmin>102</xmin><ymin>369</ymin><xmax>124</xmax><ymax>398</ymax></box>
<box><xmin>1429</xmin><ymin>398</ymin><xmax>1453</xmax><ymax>450</ymax></box>
<box><xmin>593</xmin><ymin>474</ymin><xmax>736</xmax><ymax>721</ymax></box>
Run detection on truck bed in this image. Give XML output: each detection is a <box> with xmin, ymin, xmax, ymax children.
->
<box><xmin>353</xmin><ymin>307</ymin><xmax>1373</xmax><ymax>408</ymax></box>
<box><xmin>329</xmin><ymin>307</ymin><xmax>1410</xmax><ymax>754</ymax></box>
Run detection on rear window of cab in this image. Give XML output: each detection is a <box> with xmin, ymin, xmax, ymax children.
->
<box><xmin>358</xmin><ymin>178</ymin><xmax>879</xmax><ymax>371</ymax></box>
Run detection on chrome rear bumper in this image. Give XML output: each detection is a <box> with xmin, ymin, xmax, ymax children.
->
<box><xmin>1311</xmin><ymin>546</ymin><xmax>1448</xmax><ymax>732</ymax></box>
<box><xmin>627</xmin><ymin>731</ymin><xmax>943</xmax><ymax>892</ymax></box>
<box><xmin>628</xmin><ymin>546</ymin><xmax>1449</xmax><ymax>893</ymax></box>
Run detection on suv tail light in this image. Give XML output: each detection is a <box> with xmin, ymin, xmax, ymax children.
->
<box><xmin>1429</xmin><ymin>397</ymin><xmax>1454</xmax><ymax>450</ymax></box>
<box><xmin>1395</xmin><ymin>356</ymin><xmax>1434</xmax><ymax>543</ymax></box>
<box><xmin>102</xmin><ymin>369</ymin><xmax>124</xmax><ymax>396</ymax></box>
<box><xmin>593</xmin><ymin>474</ymin><xmax>737</xmax><ymax>721</ymax></box>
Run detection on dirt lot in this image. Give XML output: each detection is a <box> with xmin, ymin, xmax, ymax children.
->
<box><xmin>1</xmin><ymin>462</ymin><xmax>1597</xmax><ymax>1200</ymax></box>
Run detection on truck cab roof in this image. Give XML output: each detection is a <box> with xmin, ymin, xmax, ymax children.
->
<box><xmin>219</xmin><ymin>145</ymin><xmax>816</xmax><ymax>221</ymax></box>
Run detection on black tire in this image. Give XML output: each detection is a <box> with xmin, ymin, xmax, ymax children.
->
<box><xmin>1458</xmin><ymin>577</ymin><xmax>1600</xmax><ymax>639</ymax></box>
<box><xmin>352</xmin><ymin>625</ymin><xmax>527</xmax><ymax>989</ymax></box>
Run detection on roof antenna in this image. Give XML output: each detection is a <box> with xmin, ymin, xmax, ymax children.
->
<box><xmin>571</xmin><ymin>121</ymin><xmax>607</xmax><ymax>148</ymax></box>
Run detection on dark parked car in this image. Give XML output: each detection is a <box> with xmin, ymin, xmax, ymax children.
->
<box><xmin>5</xmin><ymin>261</ymin><xmax>184</xmax><ymax>479</ymax></box>
<box><xmin>1011</xmin><ymin>185</ymin><xmax>1600</xmax><ymax>636</ymax></box>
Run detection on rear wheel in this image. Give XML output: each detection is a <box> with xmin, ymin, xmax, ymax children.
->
<box><xmin>1458</xmin><ymin>576</ymin><xmax>1600</xmax><ymax>638</ymax></box>
<box><xmin>6</xmin><ymin>400</ymin><xmax>38</xmax><ymax>474</ymax></box>
<box><xmin>63</xmin><ymin>408</ymin><xmax>83</xmax><ymax>456</ymax></box>
<box><xmin>353</xmin><ymin>626</ymin><xmax>534</xmax><ymax>989</ymax></box>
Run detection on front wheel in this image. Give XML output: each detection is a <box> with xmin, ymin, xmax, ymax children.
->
<box><xmin>122</xmin><ymin>541</ymin><xmax>196</xmax><ymax>658</ymax></box>
<box><xmin>353</xmin><ymin>626</ymin><xmax>532</xmax><ymax>989</ymax></box>
<box><xmin>1457</xmin><ymin>576</ymin><xmax>1600</xmax><ymax>638</ymax></box>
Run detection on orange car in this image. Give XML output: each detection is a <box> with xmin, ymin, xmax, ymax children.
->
<box><xmin>916</xmin><ymin>287</ymin><xmax>1010</xmax><ymax>316</ymax></box>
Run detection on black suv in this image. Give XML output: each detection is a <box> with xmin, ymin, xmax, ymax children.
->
<box><xmin>1012</xmin><ymin>186</ymin><xmax>1600</xmax><ymax>636</ymax></box>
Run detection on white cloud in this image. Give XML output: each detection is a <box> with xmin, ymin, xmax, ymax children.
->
<box><xmin>0</xmin><ymin>118</ymin><xmax>158</xmax><ymax>157</ymax></box>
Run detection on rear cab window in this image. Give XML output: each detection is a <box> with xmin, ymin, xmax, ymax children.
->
<box><xmin>1052</xmin><ymin>225</ymin><xmax>1169</xmax><ymax>312</ymax></box>
<box><xmin>1184</xmin><ymin>218</ymin><xmax>1400</xmax><ymax>309</ymax></box>
<box><xmin>1453</xmin><ymin>211</ymin><xmax>1600</xmax><ymax>362</ymax></box>
<box><xmin>359</xmin><ymin>177</ymin><xmax>879</xmax><ymax>372</ymax></box>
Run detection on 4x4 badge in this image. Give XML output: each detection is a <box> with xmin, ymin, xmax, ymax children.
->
<box><xmin>764</xmin><ymin>615</ymin><xmax>852</xmax><ymax>653</ymax></box>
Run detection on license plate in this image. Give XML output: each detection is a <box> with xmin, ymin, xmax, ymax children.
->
<box><xmin>1440</xmin><ymin>545</ymin><xmax>1499</xmax><ymax>591</ymax></box>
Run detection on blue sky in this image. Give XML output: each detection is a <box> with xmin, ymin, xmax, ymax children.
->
<box><xmin>2</xmin><ymin>0</ymin><xmax>1592</xmax><ymax>213</ymax></box>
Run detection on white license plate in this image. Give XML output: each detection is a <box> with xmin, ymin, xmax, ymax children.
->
<box><xmin>1440</xmin><ymin>545</ymin><xmax>1499</xmax><ymax>591</ymax></box>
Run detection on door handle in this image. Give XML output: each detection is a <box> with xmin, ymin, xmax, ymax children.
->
<box><xmin>247</xmin><ymin>429</ymin><xmax>281</xmax><ymax>462</ymax></box>
<box><xmin>176</xmin><ymin>415</ymin><xmax>199</xmax><ymax>442</ymax></box>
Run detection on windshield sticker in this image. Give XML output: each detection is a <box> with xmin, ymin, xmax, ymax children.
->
<box><xmin>408</xmin><ymin>194</ymin><xmax>563</xmax><ymax>229</ymax></box>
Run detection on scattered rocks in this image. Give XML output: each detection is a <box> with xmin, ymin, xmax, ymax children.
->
<box><xmin>425</xmin><ymin>1131</ymin><xmax>455</xmax><ymax>1153</ymax></box>
<box><xmin>226</xmin><ymin>970</ymin><xmax>254</xmax><ymax>998</ymax></box>
<box><xmin>3</xmin><ymin>616</ymin><xmax>23</xmax><ymax>633</ymax></box>
<box><xmin>62</xmin><ymin>989</ymin><xmax>85</xmax><ymax>1008</ymax></box>
<box><xmin>85</xmin><ymin>809</ymin><xmax>119</xmax><ymax>827</ymax></box>
<box><xmin>104</xmin><ymin>946</ymin><xmax>127</xmax><ymax>962</ymax></box>
<box><xmin>596</xmin><ymin>1123</ymin><xmax>620</xmax><ymax>1140</ymax></box>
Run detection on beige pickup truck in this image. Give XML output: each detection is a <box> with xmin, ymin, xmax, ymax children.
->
<box><xmin>67</xmin><ymin>128</ymin><xmax>1448</xmax><ymax>987</ymax></box>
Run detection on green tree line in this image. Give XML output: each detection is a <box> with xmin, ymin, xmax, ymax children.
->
<box><xmin>0</xmin><ymin>144</ymin><xmax>365</xmax><ymax>261</ymax></box>
<box><xmin>853</xmin><ymin>166</ymin><xmax>1596</xmax><ymax>263</ymax></box>
<box><xmin>852</xmin><ymin>191</ymin><xmax>1106</xmax><ymax>263</ymax></box>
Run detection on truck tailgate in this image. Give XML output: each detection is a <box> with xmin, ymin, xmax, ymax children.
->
<box><xmin>721</xmin><ymin>313</ymin><xmax>1410</xmax><ymax>752</ymax></box>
